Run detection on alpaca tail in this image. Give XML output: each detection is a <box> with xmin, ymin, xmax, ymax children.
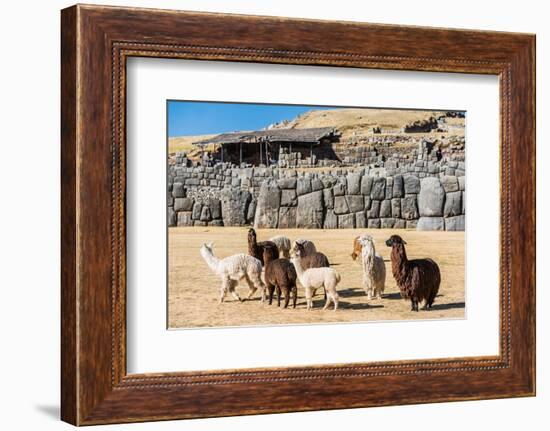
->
<box><xmin>334</xmin><ymin>270</ymin><xmax>341</xmax><ymax>284</ymax></box>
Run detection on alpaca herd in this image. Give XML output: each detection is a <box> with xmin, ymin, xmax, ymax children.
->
<box><xmin>199</xmin><ymin>229</ymin><xmax>441</xmax><ymax>312</ymax></box>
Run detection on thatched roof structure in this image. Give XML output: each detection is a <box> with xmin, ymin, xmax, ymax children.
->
<box><xmin>193</xmin><ymin>127</ymin><xmax>338</xmax><ymax>146</ymax></box>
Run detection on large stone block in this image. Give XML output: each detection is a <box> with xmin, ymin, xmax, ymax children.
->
<box><xmin>391</xmin><ymin>198</ymin><xmax>401</xmax><ymax>218</ymax></box>
<box><xmin>277</xmin><ymin>177</ymin><xmax>296</xmax><ymax>189</ymax></box>
<box><xmin>346</xmin><ymin>172</ymin><xmax>363</xmax><ymax>195</ymax></box>
<box><xmin>278</xmin><ymin>207</ymin><xmax>297</xmax><ymax>228</ymax></box>
<box><xmin>368</xmin><ymin>218</ymin><xmax>381</xmax><ymax>228</ymax></box>
<box><xmin>191</xmin><ymin>202</ymin><xmax>203</xmax><ymax>220</ymax></box>
<box><xmin>296</xmin><ymin>177</ymin><xmax>312</xmax><ymax>196</ymax></box>
<box><xmin>381</xmin><ymin>218</ymin><xmax>395</xmax><ymax>228</ymax></box>
<box><xmin>441</xmin><ymin>175</ymin><xmax>459</xmax><ymax>192</ymax></box>
<box><xmin>168</xmin><ymin>208</ymin><xmax>176</xmax><ymax>227</ymax></box>
<box><xmin>323</xmin><ymin>209</ymin><xmax>338</xmax><ymax>229</ymax></box>
<box><xmin>323</xmin><ymin>188</ymin><xmax>334</xmax><ymax>209</ymax></box>
<box><xmin>445</xmin><ymin>215</ymin><xmax>465</xmax><ymax>231</ymax></box>
<box><xmin>333</xmin><ymin>182</ymin><xmax>346</xmax><ymax>196</ymax></box>
<box><xmin>394</xmin><ymin>219</ymin><xmax>406</xmax><ymax>229</ymax></box>
<box><xmin>221</xmin><ymin>188</ymin><xmax>251</xmax><ymax>226</ymax></box>
<box><xmin>338</xmin><ymin>213</ymin><xmax>356</xmax><ymax>228</ymax></box>
<box><xmin>404</xmin><ymin>174</ymin><xmax>420</xmax><ymax>194</ymax></box>
<box><xmin>177</xmin><ymin>211</ymin><xmax>193</xmax><ymax>226</ymax></box>
<box><xmin>172</xmin><ymin>182</ymin><xmax>185</xmax><ymax>198</ymax></box>
<box><xmin>208</xmin><ymin>198</ymin><xmax>222</xmax><ymax>219</ymax></box>
<box><xmin>311</xmin><ymin>178</ymin><xmax>324</xmax><ymax>192</ymax></box>
<box><xmin>385</xmin><ymin>177</ymin><xmax>393</xmax><ymax>199</ymax></box>
<box><xmin>367</xmin><ymin>200</ymin><xmax>380</xmax><ymax>218</ymax></box>
<box><xmin>200</xmin><ymin>206</ymin><xmax>212</xmax><ymax>222</ymax></box>
<box><xmin>380</xmin><ymin>199</ymin><xmax>392</xmax><ymax>218</ymax></box>
<box><xmin>361</xmin><ymin>176</ymin><xmax>373</xmax><ymax>195</ymax></box>
<box><xmin>355</xmin><ymin>211</ymin><xmax>367</xmax><ymax>228</ymax></box>
<box><xmin>418</xmin><ymin>177</ymin><xmax>445</xmax><ymax>217</ymax></box>
<box><xmin>444</xmin><ymin>191</ymin><xmax>462</xmax><ymax>217</ymax></box>
<box><xmin>281</xmin><ymin>189</ymin><xmax>298</xmax><ymax>207</ymax></box>
<box><xmin>254</xmin><ymin>179</ymin><xmax>281</xmax><ymax>228</ymax></box>
<box><xmin>174</xmin><ymin>197</ymin><xmax>194</xmax><ymax>212</ymax></box>
<box><xmin>296</xmin><ymin>190</ymin><xmax>324</xmax><ymax>229</ymax></box>
<box><xmin>401</xmin><ymin>195</ymin><xmax>419</xmax><ymax>220</ymax></box>
<box><xmin>370</xmin><ymin>177</ymin><xmax>386</xmax><ymax>200</ymax></box>
<box><xmin>333</xmin><ymin>196</ymin><xmax>350</xmax><ymax>215</ymax></box>
<box><xmin>416</xmin><ymin>217</ymin><xmax>445</xmax><ymax>231</ymax></box>
<box><xmin>246</xmin><ymin>200</ymin><xmax>256</xmax><ymax>224</ymax></box>
<box><xmin>346</xmin><ymin>195</ymin><xmax>365</xmax><ymax>213</ymax></box>
<box><xmin>392</xmin><ymin>175</ymin><xmax>404</xmax><ymax>198</ymax></box>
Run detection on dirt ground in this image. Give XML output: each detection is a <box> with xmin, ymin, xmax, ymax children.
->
<box><xmin>168</xmin><ymin>227</ymin><xmax>465</xmax><ymax>329</ymax></box>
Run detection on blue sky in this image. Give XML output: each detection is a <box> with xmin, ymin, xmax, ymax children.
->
<box><xmin>167</xmin><ymin>101</ymin><xmax>335</xmax><ymax>137</ymax></box>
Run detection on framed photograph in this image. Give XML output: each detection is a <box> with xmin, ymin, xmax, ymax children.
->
<box><xmin>61</xmin><ymin>4</ymin><xmax>535</xmax><ymax>425</ymax></box>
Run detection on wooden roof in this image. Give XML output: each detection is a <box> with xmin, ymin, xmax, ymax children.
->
<box><xmin>193</xmin><ymin>127</ymin><xmax>338</xmax><ymax>146</ymax></box>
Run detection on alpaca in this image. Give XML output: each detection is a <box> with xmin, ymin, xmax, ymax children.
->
<box><xmin>263</xmin><ymin>249</ymin><xmax>297</xmax><ymax>308</ymax></box>
<box><xmin>291</xmin><ymin>256</ymin><xmax>341</xmax><ymax>311</ymax></box>
<box><xmin>385</xmin><ymin>235</ymin><xmax>441</xmax><ymax>311</ymax></box>
<box><xmin>248</xmin><ymin>228</ymin><xmax>279</xmax><ymax>266</ymax></box>
<box><xmin>358</xmin><ymin>235</ymin><xmax>386</xmax><ymax>300</ymax></box>
<box><xmin>269</xmin><ymin>235</ymin><xmax>292</xmax><ymax>259</ymax></box>
<box><xmin>350</xmin><ymin>235</ymin><xmax>363</xmax><ymax>261</ymax></box>
<box><xmin>291</xmin><ymin>239</ymin><xmax>317</xmax><ymax>257</ymax></box>
<box><xmin>293</xmin><ymin>241</ymin><xmax>329</xmax><ymax>300</ymax></box>
<box><xmin>199</xmin><ymin>242</ymin><xmax>264</xmax><ymax>303</ymax></box>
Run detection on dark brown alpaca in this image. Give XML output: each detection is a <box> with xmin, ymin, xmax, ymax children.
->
<box><xmin>247</xmin><ymin>228</ymin><xmax>279</xmax><ymax>266</ymax></box>
<box><xmin>385</xmin><ymin>235</ymin><xmax>440</xmax><ymax>312</ymax></box>
<box><xmin>263</xmin><ymin>249</ymin><xmax>297</xmax><ymax>308</ymax></box>
<box><xmin>294</xmin><ymin>242</ymin><xmax>329</xmax><ymax>299</ymax></box>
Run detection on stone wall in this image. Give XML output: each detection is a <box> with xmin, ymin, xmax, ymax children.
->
<box><xmin>168</xmin><ymin>160</ymin><xmax>465</xmax><ymax>231</ymax></box>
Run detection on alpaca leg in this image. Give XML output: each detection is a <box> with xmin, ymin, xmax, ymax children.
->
<box><xmin>305</xmin><ymin>287</ymin><xmax>313</xmax><ymax>310</ymax></box>
<box><xmin>244</xmin><ymin>275</ymin><xmax>257</xmax><ymax>300</ymax></box>
<box><xmin>282</xmin><ymin>285</ymin><xmax>290</xmax><ymax>309</ymax></box>
<box><xmin>329</xmin><ymin>291</ymin><xmax>340</xmax><ymax>311</ymax></box>
<box><xmin>219</xmin><ymin>279</ymin><xmax>229</xmax><ymax>303</ymax></box>
<box><xmin>267</xmin><ymin>284</ymin><xmax>275</xmax><ymax>305</ymax></box>
<box><xmin>322</xmin><ymin>287</ymin><xmax>332</xmax><ymax>310</ymax></box>
<box><xmin>276</xmin><ymin>285</ymin><xmax>282</xmax><ymax>307</ymax></box>
<box><xmin>292</xmin><ymin>285</ymin><xmax>297</xmax><ymax>309</ymax></box>
<box><xmin>411</xmin><ymin>298</ymin><xmax>419</xmax><ymax>312</ymax></box>
<box><xmin>228</xmin><ymin>280</ymin><xmax>242</xmax><ymax>302</ymax></box>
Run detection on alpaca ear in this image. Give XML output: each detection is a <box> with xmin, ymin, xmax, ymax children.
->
<box><xmin>207</xmin><ymin>241</ymin><xmax>214</xmax><ymax>248</ymax></box>
<box><xmin>402</xmin><ymin>240</ymin><xmax>407</xmax><ymax>245</ymax></box>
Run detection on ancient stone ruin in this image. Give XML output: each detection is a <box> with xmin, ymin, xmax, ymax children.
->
<box><xmin>168</xmin><ymin>158</ymin><xmax>465</xmax><ymax>231</ymax></box>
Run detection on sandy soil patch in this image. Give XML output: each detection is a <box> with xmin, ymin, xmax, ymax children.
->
<box><xmin>168</xmin><ymin>227</ymin><xmax>465</xmax><ymax>328</ymax></box>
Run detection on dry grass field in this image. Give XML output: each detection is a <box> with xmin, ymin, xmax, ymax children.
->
<box><xmin>168</xmin><ymin>227</ymin><xmax>465</xmax><ymax>329</ymax></box>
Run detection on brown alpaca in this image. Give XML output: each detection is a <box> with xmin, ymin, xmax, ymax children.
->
<box><xmin>385</xmin><ymin>235</ymin><xmax>440</xmax><ymax>312</ymax></box>
<box><xmin>263</xmin><ymin>249</ymin><xmax>297</xmax><ymax>308</ymax></box>
<box><xmin>350</xmin><ymin>236</ymin><xmax>362</xmax><ymax>260</ymax></box>
<box><xmin>294</xmin><ymin>241</ymin><xmax>330</xmax><ymax>269</ymax></box>
<box><xmin>247</xmin><ymin>228</ymin><xmax>279</xmax><ymax>266</ymax></box>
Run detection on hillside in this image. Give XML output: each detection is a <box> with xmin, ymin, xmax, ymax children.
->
<box><xmin>168</xmin><ymin>108</ymin><xmax>465</xmax><ymax>157</ymax></box>
<box><xmin>270</xmin><ymin>108</ymin><xmax>461</xmax><ymax>140</ymax></box>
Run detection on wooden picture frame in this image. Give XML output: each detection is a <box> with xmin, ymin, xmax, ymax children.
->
<box><xmin>61</xmin><ymin>4</ymin><xmax>536</xmax><ymax>425</ymax></box>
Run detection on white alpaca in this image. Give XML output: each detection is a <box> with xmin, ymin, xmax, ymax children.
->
<box><xmin>358</xmin><ymin>235</ymin><xmax>386</xmax><ymax>300</ymax></box>
<box><xmin>269</xmin><ymin>235</ymin><xmax>292</xmax><ymax>259</ymax></box>
<box><xmin>291</xmin><ymin>256</ymin><xmax>341</xmax><ymax>310</ymax></box>
<box><xmin>199</xmin><ymin>242</ymin><xmax>264</xmax><ymax>303</ymax></box>
<box><xmin>291</xmin><ymin>239</ymin><xmax>317</xmax><ymax>257</ymax></box>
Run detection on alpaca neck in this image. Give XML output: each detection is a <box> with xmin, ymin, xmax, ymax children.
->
<box><xmin>201</xmin><ymin>248</ymin><xmax>220</xmax><ymax>273</ymax></box>
<box><xmin>391</xmin><ymin>245</ymin><xmax>409</xmax><ymax>281</ymax></box>
<box><xmin>248</xmin><ymin>235</ymin><xmax>257</xmax><ymax>255</ymax></box>
<box><xmin>293</xmin><ymin>258</ymin><xmax>306</xmax><ymax>284</ymax></box>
